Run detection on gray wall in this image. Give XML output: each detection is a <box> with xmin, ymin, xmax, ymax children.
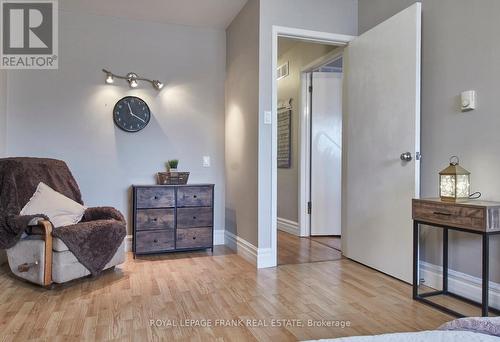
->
<box><xmin>277</xmin><ymin>40</ymin><xmax>336</xmax><ymax>223</ymax></box>
<box><xmin>258</xmin><ymin>0</ymin><xmax>358</xmax><ymax>249</ymax></box>
<box><xmin>225</xmin><ymin>0</ymin><xmax>260</xmax><ymax>245</ymax></box>
<box><xmin>359</xmin><ymin>0</ymin><xmax>500</xmax><ymax>282</ymax></box>
<box><xmin>5</xmin><ymin>10</ymin><xmax>226</xmax><ymax>235</ymax></box>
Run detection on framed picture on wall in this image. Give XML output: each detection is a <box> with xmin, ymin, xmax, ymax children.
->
<box><xmin>277</xmin><ymin>108</ymin><xmax>291</xmax><ymax>168</ymax></box>
<box><xmin>277</xmin><ymin>61</ymin><xmax>289</xmax><ymax>80</ymax></box>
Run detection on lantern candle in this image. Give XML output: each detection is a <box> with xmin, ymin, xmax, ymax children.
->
<box><xmin>439</xmin><ymin>156</ymin><xmax>470</xmax><ymax>202</ymax></box>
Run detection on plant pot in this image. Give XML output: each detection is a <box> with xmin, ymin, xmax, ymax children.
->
<box><xmin>169</xmin><ymin>168</ymin><xmax>178</xmax><ymax>172</ymax></box>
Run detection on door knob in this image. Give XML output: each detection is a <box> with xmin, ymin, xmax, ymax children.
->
<box><xmin>400</xmin><ymin>152</ymin><xmax>412</xmax><ymax>162</ymax></box>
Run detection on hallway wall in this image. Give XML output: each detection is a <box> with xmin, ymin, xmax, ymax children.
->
<box><xmin>277</xmin><ymin>39</ymin><xmax>336</xmax><ymax>224</ymax></box>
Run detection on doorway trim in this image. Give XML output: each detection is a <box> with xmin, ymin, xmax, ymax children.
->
<box><xmin>271</xmin><ymin>26</ymin><xmax>355</xmax><ymax>267</ymax></box>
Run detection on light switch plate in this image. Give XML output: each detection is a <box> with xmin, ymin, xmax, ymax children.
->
<box><xmin>264</xmin><ymin>111</ymin><xmax>272</xmax><ymax>125</ymax></box>
<box><xmin>203</xmin><ymin>156</ymin><xmax>210</xmax><ymax>167</ymax></box>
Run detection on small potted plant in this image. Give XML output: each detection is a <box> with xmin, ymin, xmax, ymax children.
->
<box><xmin>167</xmin><ymin>159</ymin><xmax>179</xmax><ymax>172</ymax></box>
<box><xmin>158</xmin><ymin>159</ymin><xmax>189</xmax><ymax>185</ymax></box>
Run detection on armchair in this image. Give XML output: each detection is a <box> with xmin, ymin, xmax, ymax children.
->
<box><xmin>0</xmin><ymin>158</ymin><xmax>126</xmax><ymax>286</ymax></box>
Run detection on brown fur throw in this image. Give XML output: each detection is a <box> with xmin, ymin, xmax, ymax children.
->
<box><xmin>53</xmin><ymin>208</ymin><xmax>126</xmax><ymax>275</ymax></box>
<box><xmin>0</xmin><ymin>157</ymin><xmax>126</xmax><ymax>276</ymax></box>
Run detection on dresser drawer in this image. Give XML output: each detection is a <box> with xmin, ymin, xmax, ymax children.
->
<box><xmin>136</xmin><ymin>187</ymin><xmax>175</xmax><ymax>209</ymax></box>
<box><xmin>135</xmin><ymin>230</ymin><xmax>175</xmax><ymax>253</ymax></box>
<box><xmin>136</xmin><ymin>208</ymin><xmax>174</xmax><ymax>231</ymax></box>
<box><xmin>176</xmin><ymin>227</ymin><xmax>212</xmax><ymax>249</ymax></box>
<box><xmin>413</xmin><ymin>200</ymin><xmax>485</xmax><ymax>231</ymax></box>
<box><xmin>177</xmin><ymin>207</ymin><xmax>213</xmax><ymax>228</ymax></box>
<box><xmin>177</xmin><ymin>186</ymin><xmax>213</xmax><ymax>207</ymax></box>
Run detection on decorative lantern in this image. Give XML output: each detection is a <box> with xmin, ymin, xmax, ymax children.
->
<box><xmin>439</xmin><ymin>156</ymin><xmax>470</xmax><ymax>202</ymax></box>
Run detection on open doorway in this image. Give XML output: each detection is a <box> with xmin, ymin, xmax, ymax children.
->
<box><xmin>277</xmin><ymin>37</ymin><xmax>344</xmax><ymax>265</ymax></box>
<box><xmin>270</xmin><ymin>3</ymin><xmax>421</xmax><ymax>280</ymax></box>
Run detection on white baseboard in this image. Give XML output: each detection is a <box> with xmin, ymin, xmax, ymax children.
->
<box><xmin>257</xmin><ymin>248</ymin><xmax>275</xmax><ymax>268</ymax></box>
<box><xmin>213</xmin><ymin>230</ymin><xmax>225</xmax><ymax>245</ymax></box>
<box><xmin>224</xmin><ymin>231</ymin><xmax>276</xmax><ymax>268</ymax></box>
<box><xmin>420</xmin><ymin>261</ymin><xmax>500</xmax><ymax>309</ymax></box>
<box><xmin>125</xmin><ymin>235</ymin><xmax>132</xmax><ymax>252</ymax></box>
<box><xmin>277</xmin><ymin>217</ymin><xmax>300</xmax><ymax>236</ymax></box>
<box><xmin>225</xmin><ymin>231</ymin><xmax>257</xmax><ymax>265</ymax></box>
<box><xmin>124</xmin><ymin>229</ymin><xmax>225</xmax><ymax>253</ymax></box>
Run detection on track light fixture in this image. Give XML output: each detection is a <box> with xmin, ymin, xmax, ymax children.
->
<box><xmin>102</xmin><ymin>69</ymin><xmax>164</xmax><ymax>90</ymax></box>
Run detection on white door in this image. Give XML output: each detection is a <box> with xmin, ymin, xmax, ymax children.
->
<box><xmin>343</xmin><ymin>3</ymin><xmax>421</xmax><ymax>282</ymax></box>
<box><xmin>311</xmin><ymin>72</ymin><xmax>342</xmax><ymax>236</ymax></box>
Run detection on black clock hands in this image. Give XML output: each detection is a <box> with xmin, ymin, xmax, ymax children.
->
<box><xmin>131</xmin><ymin>112</ymin><xmax>146</xmax><ymax>124</ymax></box>
<box><xmin>127</xmin><ymin>102</ymin><xmax>146</xmax><ymax>123</ymax></box>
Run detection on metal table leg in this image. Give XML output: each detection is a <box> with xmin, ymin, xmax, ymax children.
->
<box><xmin>482</xmin><ymin>233</ymin><xmax>490</xmax><ymax>317</ymax></box>
<box><xmin>413</xmin><ymin>221</ymin><xmax>419</xmax><ymax>299</ymax></box>
<box><xmin>443</xmin><ymin>228</ymin><xmax>448</xmax><ymax>294</ymax></box>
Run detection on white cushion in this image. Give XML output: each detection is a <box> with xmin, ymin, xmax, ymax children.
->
<box><xmin>22</xmin><ymin>234</ymin><xmax>70</xmax><ymax>252</ymax></box>
<box><xmin>52</xmin><ymin>241</ymin><xmax>125</xmax><ymax>283</ymax></box>
<box><xmin>7</xmin><ymin>239</ymin><xmax>126</xmax><ymax>285</ymax></box>
<box><xmin>20</xmin><ymin>182</ymin><xmax>86</xmax><ymax>228</ymax></box>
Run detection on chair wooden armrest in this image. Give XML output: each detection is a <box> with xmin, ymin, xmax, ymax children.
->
<box><xmin>38</xmin><ymin>220</ymin><xmax>53</xmax><ymax>286</ymax></box>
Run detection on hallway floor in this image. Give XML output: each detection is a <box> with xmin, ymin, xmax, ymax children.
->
<box><xmin>310</xmin><ymin>235</ymin><xmax>342</xmax><ymax>251</ymax></box>
<box><xmin>278</xmin><ymin>230</ymin><xmax>342</xmax><ymax>265</ymax></box>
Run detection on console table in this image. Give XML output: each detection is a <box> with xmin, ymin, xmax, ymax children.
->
<box><xmin>132</xmin><ymin>184</ymin><xmax>214</xmax><ymax>257</ymax></box>
<box><xmin>412</xmin><ymin>198</ymin><xmax>500</xmax><ymax>317</ymax></box>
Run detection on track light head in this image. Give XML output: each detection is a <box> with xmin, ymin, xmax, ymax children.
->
<box><xmin>126</xmin><ymin>73</ymin><xmax>139</xmax><ymax>88</ymax></box>
<box><xmin>105</xmin><ymin>73</ymin><xmax>114</xmax><ymax>84</ymax></box>
<box><xmin>129</xmin><ymin>79</ymin><xmax>138</xmax><ymax>88</ymax></box>
<box><xmin>153</xmin><ymin>80</ymin><xmax>164</xmax><ymax>90</ymax></box>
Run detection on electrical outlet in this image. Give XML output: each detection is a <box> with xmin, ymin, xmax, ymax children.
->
<box><xmin>203</xmin><ymin>156</ymin><xmax>210</xmax><ymax>167</ymax></box>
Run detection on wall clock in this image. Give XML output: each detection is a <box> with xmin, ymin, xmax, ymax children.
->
<box><xmin>113</xmin><ymin>96</ymin><xmax>151</xmax><ymax>132</ymax></box>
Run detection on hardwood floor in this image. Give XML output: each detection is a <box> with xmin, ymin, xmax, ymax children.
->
<box><xmin>278</xmin><ymin>231</ymin><xmax>342</xmax><ymax>265</ymax></box>
<box><xmin>310</xmin><ymin>236</ymin><xmax>341</xmax><ymax>251</ymax></box>
<box><xmin>0</xmin><ymin>246</ymin><xmax>452</xmax><ymax>341</ymax></box>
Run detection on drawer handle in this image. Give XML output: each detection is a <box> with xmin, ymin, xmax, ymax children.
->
<box><xmin>193</xmin><ymin>237</ymin><xmax>196</xmax><ymax>240</ymax></box>
<box><xmin>193</xmin><ymin>195</ymin><xmax>197</xmax><ymax>199</ymax></box>
<box><xmin>154</xmin><ymin>196</ymin><xmax>159</xmax><ymax>200</ymax></box>
<box><xmin>153</xmin><ymin>218</ymin><xmax>158</xmax><ymax>222</ymax></box>
<box><xmin>193</xmin><ymin>216</ymin><xmax>197</xmax><ymax>220</ymax></box>
<box><xmin>153</xmin><ymin>239</ymin><xmax>159</xmax><ymax>243</ymax></box>
<box><xmin>433</xmin><ymin>211</ymin><xmax>452</xmax><ymax>216</ymax></box>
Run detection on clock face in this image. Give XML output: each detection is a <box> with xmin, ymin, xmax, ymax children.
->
<box><xmin>113</xmin><ymin>96</ymin><xmax>151</xmax><ymax>132</ymax></box>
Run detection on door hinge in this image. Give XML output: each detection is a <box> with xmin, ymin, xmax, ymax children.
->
<box><xmin>307</xmin><ymin>201</ymin><xmax>312</xmax><ymax>214</ymax></box>
<box><xmin>308</xmin><ymin>85</ymin><xmax>313</xmax><ymax>93</ymax></box>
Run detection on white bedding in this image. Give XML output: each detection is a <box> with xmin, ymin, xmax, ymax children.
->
<box><xmin>308</xmin><ymin>330</ymin><xmax>500</xmax><ymax>341</ymax></box>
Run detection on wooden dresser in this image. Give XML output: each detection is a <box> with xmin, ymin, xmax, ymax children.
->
<box><xmin>132</xmin><ymin>184</ymin><xmax>214</xmax><ymax>256</ymax></box>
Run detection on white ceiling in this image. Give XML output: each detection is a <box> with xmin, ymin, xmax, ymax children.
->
<box><xmin>60</xmin><ymin>0</ymin><xmax>248</xmax><ymax>30</ymax></box>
